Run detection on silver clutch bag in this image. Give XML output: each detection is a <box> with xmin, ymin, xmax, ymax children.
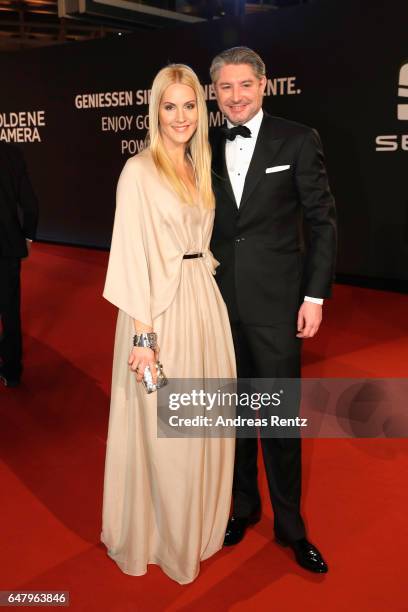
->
<box><xmin>142</xmin><ymin>361</ymin><xmax>168</xmax><ymax>394</ymax></box>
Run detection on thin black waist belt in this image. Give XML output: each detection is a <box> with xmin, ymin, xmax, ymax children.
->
<box><xmin>183</xmin><ymin>253</ymin><xmax>203</xmax><ymax>259</ymax></box>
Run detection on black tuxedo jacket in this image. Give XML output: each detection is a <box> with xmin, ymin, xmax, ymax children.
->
<box><xmin>0</xmin><ymin>142</ymin><xmax>39</xmax><ymax>257</ymax></box>
<box><xmin>210</xmin><ymin>113</ymin><xmax>337</xmax><ymax>325</ymax></box>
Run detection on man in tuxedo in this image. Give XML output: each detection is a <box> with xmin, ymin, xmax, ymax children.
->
<box><xmin>209</xmin><ymin>47</ymin><xmax>336</xmax><ymax>573</ymax></box>
<box><xmin>0</xmin><ymin>143</ymin><xmax>39</xmax><ymax>387</ymax></box>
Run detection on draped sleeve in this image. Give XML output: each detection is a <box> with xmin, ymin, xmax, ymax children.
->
<box><xmin>103</xmin><ymin>157</ymin><xmax>153</xmax><ymax>328</ymax></box>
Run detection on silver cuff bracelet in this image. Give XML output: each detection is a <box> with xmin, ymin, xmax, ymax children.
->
<box><xmin>133</xmin><ymin>332</ymin><xmax>157</xmax><ymax>350</ymax></box>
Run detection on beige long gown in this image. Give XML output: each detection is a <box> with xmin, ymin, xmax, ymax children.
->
<box><xmin>101</xmin><ymin>149</ymin><xmax>236</xmax><ymax>585</ymax></box>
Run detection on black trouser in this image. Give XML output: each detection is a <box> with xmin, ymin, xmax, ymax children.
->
<box><xmin>0</xmin><ymin>257</ymin><xmax>22</xmax><ymax>378</ymax></box>
<box><xmin>231</xmin><ymin>320</ymin><xmax>306</xmax><ymax>543</ymax></box>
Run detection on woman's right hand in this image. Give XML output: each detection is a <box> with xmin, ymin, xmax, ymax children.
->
<box><xmin>128</xmin><ymin>346</ymin><xmax>159</xmax><ymax>384</ymax></box>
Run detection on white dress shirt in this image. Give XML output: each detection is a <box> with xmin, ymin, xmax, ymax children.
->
<box><xmin>225</xmin><ymin>108</ymin><xmax>263</xmax><ymax>208</ymax></box>
<box><xmin>224</xmin><ymin>108</ymin><xmax>323</xmax><ymax>305</ymax></box>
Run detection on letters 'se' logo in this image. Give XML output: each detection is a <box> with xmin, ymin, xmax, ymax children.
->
<box><xmin>398</xmin><ymin>63</ymin><xmax>408</xmax><ymax>120</ymax></box>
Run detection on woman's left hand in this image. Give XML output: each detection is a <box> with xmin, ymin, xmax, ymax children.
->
<box><xmin>128</xmin><ymin>346</ymin><xmax>157</xmax><ymax>383</ymax></box>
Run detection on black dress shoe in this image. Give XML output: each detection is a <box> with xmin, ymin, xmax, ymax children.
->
<box><xmin>224</xmin><ymin>512</ymin><xmax>261</xmax><ymax>546</ymax></box>
<box><xmin>276</xmin><ymin>537</ymin><xmax>328</xmax><ymax>573</ymax></box>
<box><xmin>0</xmin><ymin>369</ymin><xmax>21</xmax><ymax>388</ymax></box>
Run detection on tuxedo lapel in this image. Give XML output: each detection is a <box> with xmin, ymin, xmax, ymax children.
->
<box><xmin>239</xmin><ymin>115</ymin><xmax>284</xmax><ymax>214</ymax></box>
<box><xmin>211</xmin><ymin>130</ymin><xmax>237</xmax><ymax>208</ymax></box>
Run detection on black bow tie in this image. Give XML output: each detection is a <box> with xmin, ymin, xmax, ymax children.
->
<box><xmin>221</xmin><ymin>125</ymin><xmax>252</xmax><ymax>141</ymax></box>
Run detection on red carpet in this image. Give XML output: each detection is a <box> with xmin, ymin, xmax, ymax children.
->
<box><xmin>1</xmin><ymin>243</ymin><xmax>407</xmax><ymax>611</ymax></box>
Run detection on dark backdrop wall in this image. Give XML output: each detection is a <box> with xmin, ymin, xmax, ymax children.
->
<box><xmin>0</xmin><ymin>0</ymin><xmax>407</xmax><ymax>283</ymax></box>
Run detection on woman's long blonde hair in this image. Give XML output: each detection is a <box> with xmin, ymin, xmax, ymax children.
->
<box><xmin>147</xmin><ymin>64</ymin><xmax>215</xmax><ymax>209</ymax></box>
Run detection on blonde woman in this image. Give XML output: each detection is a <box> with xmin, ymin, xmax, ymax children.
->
<box><xmin>101</xmin><ymin>65</ymin><xmax>236</xmax><ymax>585</ymax></box>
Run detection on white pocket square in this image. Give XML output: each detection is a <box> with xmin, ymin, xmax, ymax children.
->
<box><xmin>265</xmin><ymin>165</ymin><xmax>291</xmax><ymax>173</ymax></box>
